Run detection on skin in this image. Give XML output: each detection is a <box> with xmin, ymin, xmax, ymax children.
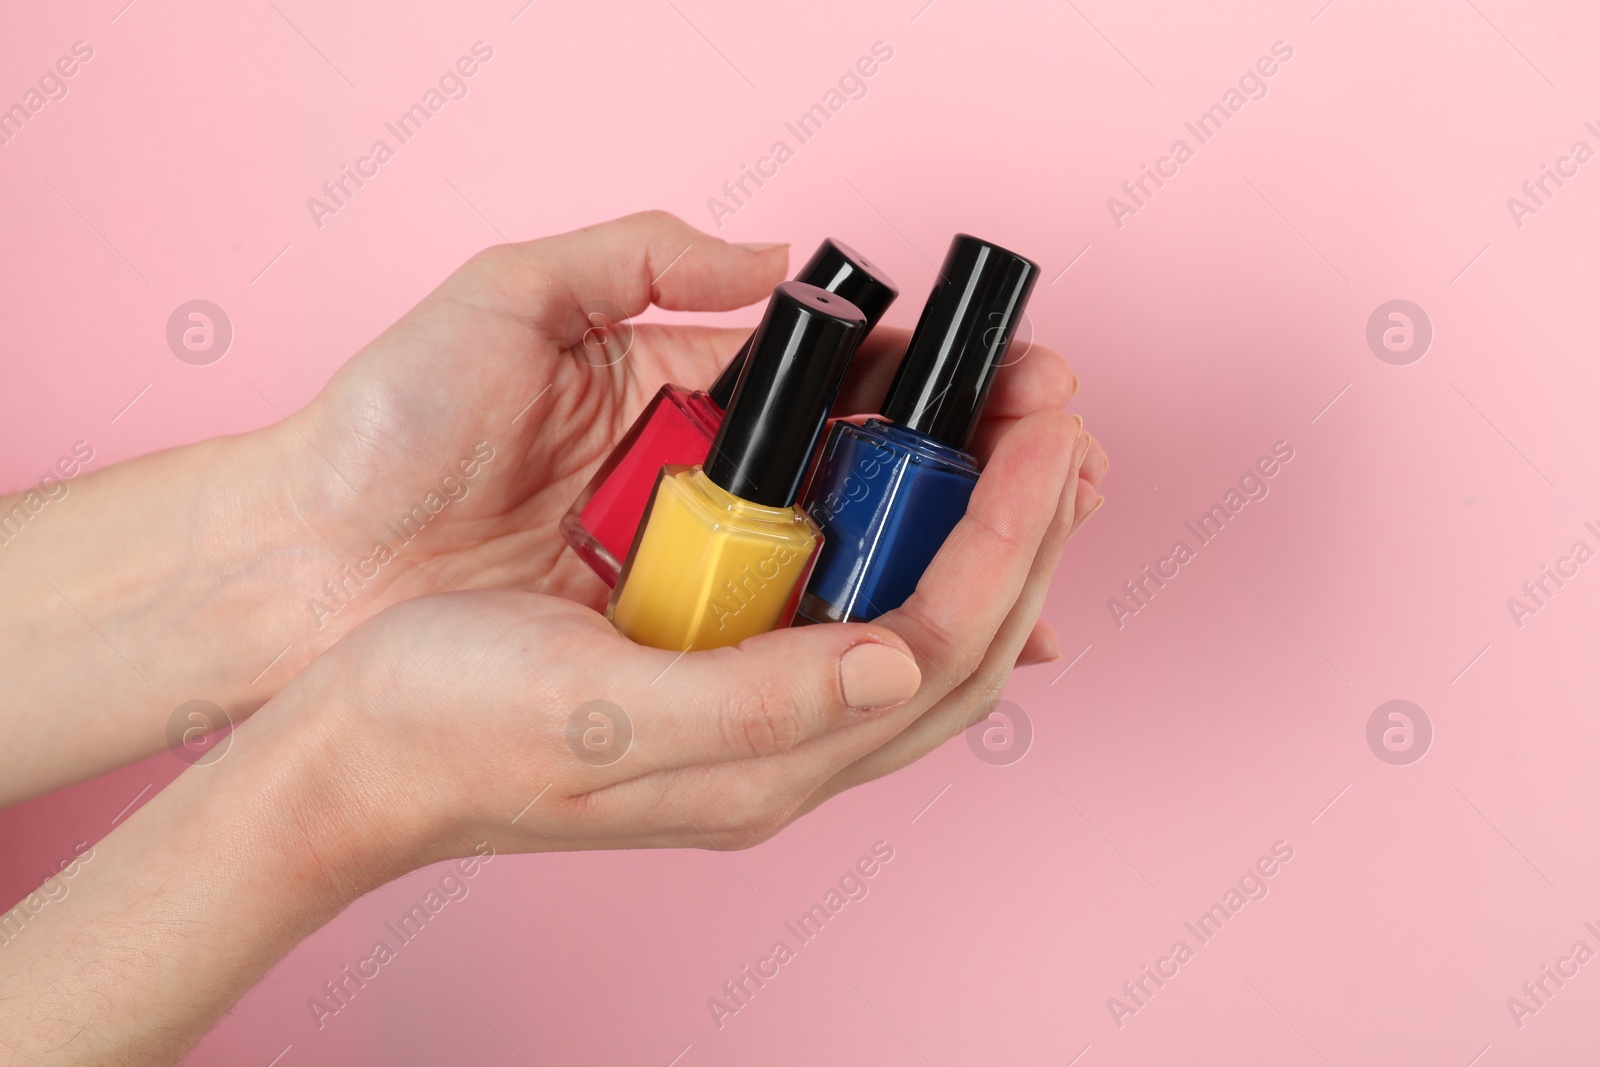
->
<box><xmin>0</xmin><ymin>211</ymin><xmax>1106</xmax><ymax>1064</ymax></box>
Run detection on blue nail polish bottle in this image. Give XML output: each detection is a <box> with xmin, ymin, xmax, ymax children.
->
<box><xmin>797</xmin><ymin>234</ymin><xmax>1040</xmax><ymax>624</ymax></box>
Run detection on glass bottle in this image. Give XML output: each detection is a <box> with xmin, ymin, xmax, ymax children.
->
<box><xmin>799</xmin><ymin>234</ymin><xmax>1040</xmax><ymax>624</ymax></box>
<box><xmin>562</xmin><ymin>240</ymin><xmax>896</xmax><ymax>587</ymax></box>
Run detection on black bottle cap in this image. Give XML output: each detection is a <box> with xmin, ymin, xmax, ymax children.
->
<box><xmin>708</xmin><ymin>238</ymin><xmax>897</xmax><ymax>408</ymax></box>
<box><xmin>705</xmin><ymin>281</ymin><xmax>867</xmax><ymax>507</ymax></box>
<box><xmin>880</xmin><ymin>234</ymin><xmax>1040</xmax><ymax>451</ymax></box>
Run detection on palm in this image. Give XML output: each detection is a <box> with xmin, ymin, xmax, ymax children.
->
<box><xmin>297</xmin><ymin>239</ymin><xmax>758</xmax><ymax>636</ymax></box>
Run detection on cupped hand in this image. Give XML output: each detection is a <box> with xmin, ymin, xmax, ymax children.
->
<box><xmin>286</xmin><ymin>580</ymin><xmax>931</xmax><ymax>859</ymax></box>
<box><xmin>271</xmin><ymin>405</ymin><xmax>1100</xmax><ymax>866</ymax></box>
<box><xmin>255</xmin><ymin>209</ymin><xmax>1108</xmax><ymax>862</ymax></box>
<box><xmin>275</xmin><ymin>211</ymin><xmax>1105</xmax><ymax>669</ymax></box>
<box><xmin>278</xmin><ymin>212</ymin><xmax>788</xmax><ymax>652</ymax></box>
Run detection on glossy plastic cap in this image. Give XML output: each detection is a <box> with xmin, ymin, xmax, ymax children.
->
<box><xmin>708</xmin><ymin>238</ymin><xmax>898</xmax><ymax>408</ymax></box>
<box><xmin>880</xmin><ymin>234</ymin><xmax>1040</xmax><ymax>450</ymax></box>
<box><xmin>705</xmin><ymin>282</ymin><xmax>867</xmax><ymax>507</ymax></box>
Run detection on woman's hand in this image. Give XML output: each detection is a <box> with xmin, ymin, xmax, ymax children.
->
<box><xmin>267</xmin><ymin>411</ymin><xmax>1101</xmax><ymax>868</ymax></box>
<box><xmin>265</xmin><ymin>586</ymin><xmax>928</xmax><ymax>859</ymax></box>
<box><xmin>278</xmin><ymin>212</ymin><xmax>793</xmax><ymax>643</ymax></box>
<box><xmin>233</xmin><ymin>210</ymin><xmax>1108</xmax><ymax>874</ymax></box>
<box><xmin>279</xmin><ymin>210</ymin><xmax>1106</xmax><ymax>663</ymax></box>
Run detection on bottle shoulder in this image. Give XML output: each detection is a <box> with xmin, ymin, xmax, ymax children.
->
<box><xmin>659</xmin><ymin>467</ymin><xmax>816</xmax><ymax>538</ymax></box>
<box><xmin>656</xmin><ymin>385</ymin><xmax>725</xmax><ymax>436</ymax></box>
<box><xmin>834</xmin><ymin>418</ymin><xmax>979</xmax><ymax>474</ymax></box>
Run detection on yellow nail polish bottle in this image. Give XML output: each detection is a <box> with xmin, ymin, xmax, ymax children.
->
<box><xmin>608</xmin><ymin>282</ymin><xmax>867</xmax><ymax>651</ymax></box>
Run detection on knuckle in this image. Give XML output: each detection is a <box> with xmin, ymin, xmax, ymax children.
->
<box><xmin>706</xmin><ymin>777</ymin><xmax>798</xmax><ymax>849</ymax></box>
<box><xmin>627</xmin><ymin>208</ymin><xmax>685</xmax><ymax>236</ymax></box>
<box><xmin>963</xmin><ymin>504</ymin><xmax>1030</xmax><ymax>556</ymax></box>
<box><xmin>896</xmin><ymin>597</ymin><xmax>986</xmax><ymax>681</ymax></box>
<box><xmin>1034</xmin><ymin>343</ymin><xmax>1070</xmax><ymax>386</ymax></box>
<box><xmin>464</xmin><ymin>242</ymin><xmax>551</xmax><ymax>297</ymax></box>
<box><xmin>464</xmin><ymin>242</ymin><xmax>516</xmax><ymax>274</ymax></box>
<box><xmin>643</xmin><ymin>207</ymin><xmax>684</xmax><ymax>227</ymax></box>
<box><xmin>720</xmin><ymin>808</ymin><xmax>791</xmax><ymax>851</ymax></box>
<box><xmin>725</xmin><ymin>677</ymin><xmax>806</xmax><ymax>757</ymax></box>
<box><xmin>1023</xmin><ymin>338</ymin><xmax>1066</xmax><ymax>373</ymax></box>
<box><xmin>706</xmin><ymin>829</ymin><xmax>759</xmax><ymax>852</ymax></box>
<box><xmin>965</xmin><ymin>684</ymin><xmax>1006</xmax><ymax>728</ymax></box>
<box><xmin>954</xmin><ymin>642</ymin><xmax>993</xmax><ymax>686</ymax></box>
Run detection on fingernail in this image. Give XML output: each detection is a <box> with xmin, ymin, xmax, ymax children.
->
<box><xmin>1070</xmin><ymin>494</ymin><xmax>1104</xmax><ymax>536</ymax></box>
<box><xmin>840</xmin><ymin>643</ymin><xmax>921</xmax><ymax>710</ymax></box>
<box><xmin>736</xmin><ymin>242</ymin><xmax>789</xmax><ymax>252</ymax></box>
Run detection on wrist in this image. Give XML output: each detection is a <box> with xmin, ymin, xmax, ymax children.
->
<box><xmin>0</xmin><ymin>664</ymin><xmax>425</xmax><ymax>1062</ymax></box>
<box><xmin>173</xmin><ymin>421</ymin><xmax>343</xmax><ymax>694</ymax></box>
<box><xmin>244</xmin><ymin>400</ymin><xmax>453</xmax><ymax>685</ymax></box>
<box><xmin>256</xmin><ymin>642</ymin><xmax>463</xmax><ymax>884</ymax></box>
<box><xmin>0</xmin><ymin>422</ymin><xmax>351</xmax><ymax>802</ymax></box>
<box><xmin>208</xmin><ymin>412</ymin><xmax>422</xmax><ymax>694</ymax></box>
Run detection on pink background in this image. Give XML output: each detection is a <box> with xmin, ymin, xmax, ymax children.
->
<box><xmin>4</xmin><ymin>0</ymin><xmax>1599</xmax><ymax>1063</ymax></box>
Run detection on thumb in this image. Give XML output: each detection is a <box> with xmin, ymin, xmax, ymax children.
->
<box><xmin>520</xmin><ymin>210</ymin><xmax>789</xmax><ymax>345</ymax></box>
<box><xmin>619</xmin><ymin>623</ymin><xmax>922</xmax><ymax>771</ymax></box>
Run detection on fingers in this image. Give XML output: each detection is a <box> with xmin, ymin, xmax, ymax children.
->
<box><xmin>1013</xmin><ymin>474</ymin><xmax>1103</xmax><ymax>667</ymax></box>
<box><xmin>605</xmin><ymin>442</ymin><xmax>1096</xmax><ymax>844</ymax></box>
<box><xmin>817</xmin><ymin>428</ymin><xmax>1095</xmax><ymax>792</ymax></box>
<box><xmin>876</xmin><ymin>409</ymin><xmax>1081</xmax><ymax>698</ymax></box>
<box><xmin>613</xmin><ymin>622</ymin><xmax>922</xmax><ymax>773</ymax></box>
<box><xmin>1015</xmin><ymin>622</ymin><xmax>1060</xmax><ymax>667</ymax></box>
<box><xmin>973</xmin><ymin>409</ymin><xmax>1109</xmax><ymax>477</ymax></box>
<box><xmin>557</xmin><ymin>757</ymin><xmax>818</xmax><ymax>852</ymax></box>
<box><xmin>1072</xmin><ymin>478</ymin><xmax>1104</xmax><ymax>533</ymax></box>
<box><xmin>987</xmin><ymin>340</ymin><xmax>1078</xmax><ymax>417</ymax></box>
<box><xmin>1081</xmin><ymin>436</ymin><xmax>1109</xmax><ymax>488</ymax></box>
<box><xmin>544</xmin><ymin>421</ymin><xmax>1104</xmax><ymax>850</ymax></box>
<box><xmin>508</xmin><ymin>211</ymin><xmax>790</xmax><ymax>346</ymax></box>
<box><xmin>832</xmin><ymin>325</ymin><xmax>912</xmax><ymax>413</ymax></box>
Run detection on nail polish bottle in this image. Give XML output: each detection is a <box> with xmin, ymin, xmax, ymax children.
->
<box><xmin>798</xmin><ymin>234</ymin><xmax>1040</xmax><ymax>624</ymax></box>
<box><xmin>607</xmin><ymin>282</ymin><xmax>867</xmax><ymax>651</ymax></box>
<box><xmin>561</xmin><ymin>241</ymin><xmax>897</xmax><ymax>587</ymax></box>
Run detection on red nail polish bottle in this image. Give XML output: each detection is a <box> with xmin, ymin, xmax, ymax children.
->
<box><xmin>561</xmin><ymin>240</ymin><xmax>898</xmax><ymax>587</ymax></box>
